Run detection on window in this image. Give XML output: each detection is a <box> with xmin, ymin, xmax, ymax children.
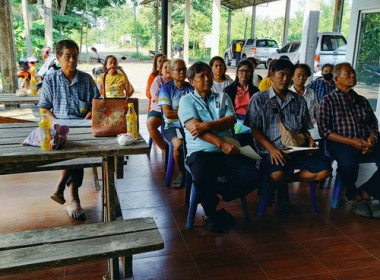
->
<box><xmin>279</xmin><ymin>43</ymin><xmax>291</xmax><ymax>53</ymax></box>
<box><xmin>266</xmin><ymin>40</ymin><xmax>279</xmax><ymax>48</ymax></box>
<box><xmin>289</xmin><ymin>42</ymin><xmax>300</xmax><ymax>53</ymax></box>
<box><xmin>321</xmin><ymin>35</ymin><xmax>347</xmax><ymax>51</ymax></box>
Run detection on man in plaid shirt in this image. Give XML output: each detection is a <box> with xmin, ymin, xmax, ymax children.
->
<box><xmin>317</xmin><ymin>62</ymin><xmax>380</xmax><ymax>218</ymax></box>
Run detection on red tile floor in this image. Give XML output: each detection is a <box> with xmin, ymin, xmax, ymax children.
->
<box><xmin>1</xmin><ymin>142</ymin><xmax>380</xmax><ymax>279</ymax></box>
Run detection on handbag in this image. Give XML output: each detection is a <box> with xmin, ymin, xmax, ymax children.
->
<box><xmin>91</xmin><ymin>66</ymin><xmax>139</xmax><ymax>137</ymax></box>
<box><xmin>269</xmin><ymin>97</ymin><xmax>306</xmax><ymax>147</ymax></box>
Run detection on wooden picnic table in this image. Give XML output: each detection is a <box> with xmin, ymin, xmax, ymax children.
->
<box><xmin>0</xmin><ymin>121</ymin><xmax>150</xmax><ymax>279</ymax></box>
<box><xmin>0</xmin><ymin>93</ymin><xmax>39</xmax><ymax>108</ymax></box>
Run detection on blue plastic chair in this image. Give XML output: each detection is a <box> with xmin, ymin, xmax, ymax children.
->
<box><xmin>184</xmin><ymin>164</ymin><xmax>249</xmax><ymax>229</ymax></box>
<box><xmin>257</xmin><ymin>168</ymin><xmax>319</xmax><ymax>217</ymax></box>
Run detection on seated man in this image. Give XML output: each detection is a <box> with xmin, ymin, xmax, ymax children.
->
<box><xmin>158</xmin><ymin>58</ymin><xmax>193</xmax><ymax>189</ymax></box>
<box><xmin>178</xmin><ymin>61</ymin><xmax>258</xmax><ymax>233</ymax></box>
<box><xmin>317</xmin><ymin>62</ymin><xmax>380</xmax><ymax>218</ymax></box>
<box><xmin>244</xmin><ymin>59</ymin><xmax>331</xmax><ymax>211</ymax></box>
<box><xmin>38</xmin><ymin>40</ymin><xmax>100</xmax><ymax>221</ymax></box>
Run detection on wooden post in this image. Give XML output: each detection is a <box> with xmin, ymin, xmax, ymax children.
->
<box><xmin>333</xmin><ymin>0</ymin><xmax>344</xmax><ymax>32</ymax></box>
<box><xmin>0</xmin><ymin>0</ymin><xmax>17</xmax><ymax>93</ymax></box>
<box><xmin>161</xmin><ymin>0</ymin><xmax>168</xmax><ymax>56</ymax></box>
<box><xmin>227</xmin><ymin>9</ymin><xmax>231</xmax><ymax>48</ymax></box>
<box><xmin>167</xmin><ymin>0</ymin><xmax>172</xmax><ymax>58</ymax></box>
<box><xmin>155</xmin><ymin>3</ymin><xmax>159</xmax><ymax>52</ymax></box>
<box><xmin>22</xmin><ymin>0</ymin><xmax>32</xmax><ymax>57</ymax></box>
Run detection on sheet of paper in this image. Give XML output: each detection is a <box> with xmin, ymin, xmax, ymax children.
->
<box><xmin>224</xmin><ymin>136</ymin><xmax>242</xmax><ymax>148</ymax></box>
<box><xmin>287</xmin><ymin>146</ymin><xmax>319</xmax><ymax>152</ymax></box>
<box><xmin>239</xmin><ymin>145</ymin><xmax>262</xmax><ymax>160</ymax></box>
<box><xmin>53</xmin><ymin>119</ymin><xmax>92</xmax><ymax>127</ymax></box>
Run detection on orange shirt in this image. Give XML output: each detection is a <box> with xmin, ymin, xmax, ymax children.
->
<box><xmin>146</xmin><ymin>72</ymin><xmax>157</xmax><ymax>112</ymax></box>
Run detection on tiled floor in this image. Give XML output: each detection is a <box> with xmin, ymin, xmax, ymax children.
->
<box><xmin>1</xmin><ymin>123</ymin><xmax>380</xmax><ymax>279</ymax></box>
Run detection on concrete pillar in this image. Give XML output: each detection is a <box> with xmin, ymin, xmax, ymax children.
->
<box><xmin>167</xmin><ymin>0</ymin><xmax>172</xmax><ymax>58</ymax></box>
<box><xmin>0</xmin><ymin>0</ymin><xmax>17</xmax><ymax>92</ymax></box>
<box><xmin>333</xmin><ymin>0</ymin><xmax>344</xmax><ymax>32</ymax></box>
<box><xmin>299</xmin><ymin>0</ymin><xmax>321</xmax><ymax>78</ymax></box>
<box><xmin>250</xmin><ymin>5</ymin><xmax>256</xmax><ymax>38</ymax></box>
<box><xmin>155</xmin><ymin>3</ymin><xmax>159</xmax><ymax>51</ymax></box>
<box><xmin>184</xmin><ymin>0</ymin><xmax>190</xmax><ymax>65</ymax></box>
<box><xmin>211</xmin><ymin>0</ymin><xmax>221</xmax><ymax>57</ymax></box>
<box><xmin>161</xmin><ymin>0</ymin><xmax>168</xmax><ymax>56</ymax></box>
<box><xmin>227</xmin><ymin>9</ymin><xmax>232</xmax><ymax>49</ymax></box>
<box><xmin>282</xmin><ymin>0</ymin><xmax>291</xmax><ymax>45</ymax></box>
<box><xmin>44</xmin><ymin>0</ymin><xmax>53</xmax><ymax>48</ymax></box>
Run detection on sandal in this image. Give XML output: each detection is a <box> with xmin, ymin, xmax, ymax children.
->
<box><xmin>171</xmin><ymin>176</ymin><xmax>184</xmax><ymax>189</ymax></box>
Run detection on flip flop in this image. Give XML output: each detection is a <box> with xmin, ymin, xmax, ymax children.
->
<box><xmin>171</xmin><ymin>176</ymin><xmax>184</xmax><ymax>189</ymax></box>
<box><xmin>50</xmin><ymin>193</ymin><xmax>66</xmax><ymax>205</ymax></box>
<box><xmin>65</xmin><ymin>206</ymin><xmax>86</xmax><ymax>221</ymax></box>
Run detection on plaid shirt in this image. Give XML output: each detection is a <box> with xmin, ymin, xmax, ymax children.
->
<box><xmin>38</xmin><ymin>69</ymin><xmax>100</xmax><ymax>119</ymax></box>
<box><xmin>244</xmin><ymin>87</ymin><xmax>313</xmax><ymax>155</ymax></box>
<box><xmin>306</xmin><ymin>79</ymin><xmax>335</xmax><ymax>102</ymax></box>
<box><xmin>317</xmin><ymin>88</ymin><xmax>379</xmax><ymax>139</ymax></box>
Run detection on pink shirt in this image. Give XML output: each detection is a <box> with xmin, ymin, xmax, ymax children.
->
<box><xmin>234</xmin><ymin>85</ymin><xmax>250</xmax><ymax>116</ymax></box>
<box><xmin>150</xmin><ymin>75</ymin><xmax>170</xmax><ymax>112</ymax></box>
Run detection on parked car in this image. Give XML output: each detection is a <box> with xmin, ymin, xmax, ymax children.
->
<box><xmin>224</xmin><ymin>38</ymin><xmax>279</xmax><ymax>66</ymax></box>
<box><xmin>266</xmin><ymin>41</ymin><xmax>301</xmax><ymax>67</ymax></box>
<box><xmin>224</xmin><ymin>39</ymin><xmax>246</xmax><ymax>66</ymax></box>
<box><xmin>266</xmin><ymin>32</ymin><xmax>347</xmax><ymax>73</ymax></box>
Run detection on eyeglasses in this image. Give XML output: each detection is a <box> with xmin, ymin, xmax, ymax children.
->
<box><xmin>238</xmin><ymin>69</ymin><xmax>252</xmax><ymax>74</ymax></box>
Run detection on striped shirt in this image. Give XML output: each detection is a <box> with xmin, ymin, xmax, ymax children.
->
<box><xmin>244</xmin><ymin>86</ymin><xmax>313</xmax><ymax>155</ymax></box>
<box><xmin>306</xmin><ymin>79</ymin><xmax>335</xmax><ymax>102</ymax></box>
<box><xmin>317</xmin><ymin>88</ymin><xmax>379</xmax><ymax>139</ymax></box>
<box><xmin>290</xmin><ymin>86</ymin><xmax>319</xmax><ymax>125</ymax></box>
<box><xmin>38</xmin><ymin>69</ymin><xmax>100</xmax><ymax>119</ymax></box>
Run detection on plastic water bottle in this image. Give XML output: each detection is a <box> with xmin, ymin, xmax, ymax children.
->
<box><xmin>39</xmin><ymin>108</ymin><xmax>52</xmax><ymax>151</ymax></box>
<box><xmin>126</xmin><ymin>103</ymin><xmax>138</xmax><ymax>140</ymax></box>
<box><xmin>30</xmin><ymin>74</ymin><xmax>37</xmax><ymax>96</ymax></box>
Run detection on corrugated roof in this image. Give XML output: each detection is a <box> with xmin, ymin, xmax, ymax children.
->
<box><xmin>140</xmin><ymin>0</ymin><xmax>280</xmax><ymax>10</ymax></box>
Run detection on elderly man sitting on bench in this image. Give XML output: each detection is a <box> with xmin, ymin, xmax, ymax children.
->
<box><xmin>38</xmin><ymin>40</ymin><xmax>100</xmax><ymax>221</ymax></box>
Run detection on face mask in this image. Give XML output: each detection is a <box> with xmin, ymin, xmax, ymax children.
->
<box><xmin>323</xmin><ymin>73</ymin><xmax>333</xmax><ymax>81</ymax></box>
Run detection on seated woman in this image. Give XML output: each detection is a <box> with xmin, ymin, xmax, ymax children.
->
<box><xmin>158</xmin><ymin>59</ymin><xmax>193</xmax><ymax>189</ymax></box>
<box><xmin>146</xmin><ymin>54</ymin><xmax>166</xmax><ymax>112</ymax></box>
<box><xmin>258</xmin><ymin>59</ymin><xmax>277</xmax><ymax>92</ymax></box>
<box><xmin>224</xmin><ymin>60</ymin><xmax>259</xmax><ymax>147</ymax></box>
<box><xmin>247</xmin><ymin>57</ymin><xmax>262</xmax><ymax>87</ymax></box>
<box><xmin>178</xmin><ymin>61</ymin><xmax>258</xmax><ymax>233</ymax></box>
<box><xmin>209</xmin><ymin>56</ymin><xmax>233</xmax><ymax>96</ymax></box>
<box><xmin>147</xmin><ymin>59</ymin><xmax>172</xmax><ymax>150</ymax></box>
<box><xmin>100</xmin><ymin>55</ymin><xmax>134</xmax><ymax>97</ymax></box>
<box><xmin>290</xmin><ymin>63</ymin><xmax>319</xmax><ymax>126</ymax></box>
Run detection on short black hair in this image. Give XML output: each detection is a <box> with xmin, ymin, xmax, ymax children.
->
<box><xmin>279</xmin><ymin>55</ymin><xmax>290</xmax><ymax>60</ymax></box>
<box><xmin>271</xmin><ymin>59</ymin><xmax>295</xmax><ymax>75</ymax></box>
<box><xmin>56</xmin><ymin>40</ymin><xmax>79</xmax><ymax>56</ymax></box>
<box><xmin>187</xmin><ymin>61</ymin><xmax>211</xmax><ymax>81</ymax></box>
<box><xmin>322</xmin><ymin>63</ymin><xmax>334</xmax><ymax>72</ymax></box>
<box><xmin>294</xmin><ymin>63</ymin><xmax>312</xmax><ymax>77</ymax></box>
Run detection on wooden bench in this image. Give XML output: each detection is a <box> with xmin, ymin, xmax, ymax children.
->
<box><xmin>0</xmin><ymin>218</ymin><xmax>164</xmax><ymax>279</ymax></box>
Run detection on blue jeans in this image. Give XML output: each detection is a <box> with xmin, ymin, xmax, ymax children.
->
<box><xmin>186</xmin><ymin>152</ymin><xmax>258</xmax><ymax>216</ymax></box>
<box><xmin>327</xmin><ymin>141</ymin><xmax>380</xmax><ymax>200</ymax></box>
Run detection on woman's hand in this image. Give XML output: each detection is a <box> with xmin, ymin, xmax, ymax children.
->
<box><xmin>220</xmin><ymin>142</ymin><xmax>239</xmax><ymax>155</ymax></box>
<box><xmin>188</xmin><ymin>122</ymin><xmax>210</xmax><ymax>139</ymax></box>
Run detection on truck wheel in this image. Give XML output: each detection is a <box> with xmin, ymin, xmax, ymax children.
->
<box><xmin>225</xmin><ymin>54</ymin><xmax>231</xmax><ymax>66</ymax></box>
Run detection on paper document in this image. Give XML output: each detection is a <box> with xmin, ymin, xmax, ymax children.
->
<box><xmin>239</xmin><ymin>145</ymin><xmax>262</xmax><ymax>160</ymax></box>
<box><xmin>224</xmin><ymin>136</ymin><xmax>241</xmax><ymax>148</ymax></box>
<box><xmin>286</xmin><ymin>146</ymin><xmax>319</xmax><ymax>152</ymax></box>
<box><xmin>53</xmin><ymin>119</ymin><xmax>92</xmax><ymax>127</ymax></box>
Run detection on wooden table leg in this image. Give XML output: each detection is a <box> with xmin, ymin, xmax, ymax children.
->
<box><xmin>102</xmin><ymin>156</ymin><xmax>120</xmax><ymax>280</ymax></box>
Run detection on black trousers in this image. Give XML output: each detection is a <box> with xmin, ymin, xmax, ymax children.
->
<box><xmin>186</xmin><ymin>151</ymin><xmax>258</xmax><ymax>216</ymax></box>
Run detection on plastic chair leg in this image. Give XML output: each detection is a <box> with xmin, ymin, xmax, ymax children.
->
<box><xmin>331</xmin><ymin>173</ymin><xmax>343</xmax><ymax>208</ymax></box>
<box><xmin>184</xmin><ymin>170</ymin><xmax>192</xmax><ymax>204</ymax></box>
<box><xmin>165</xmin><ymin>144</ymin><xmax>175</xmax><ymax>187</ymax></box>
<box><xmin>240</xmin><ymin>196</ymin><xmax>249</xmax><ymax>221</ymax></box>
<box><xmin>148</xmin><ymin>137</ymin><xmax>153</xmax><ymax>152</ymax></box>
<box><xmin>309</xmin><ymin>182</ymin><xmax>319</xmax><ymax>214</ymax></box>
<box><xmin>258</xmin><ymin>178</ymin><xmax>272</xmax><ymax>217</ymax></box>
<box><xmin>186</xmin><ymin>184</ymin><xmax>198</xmax><ymax>229</ymax></box>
